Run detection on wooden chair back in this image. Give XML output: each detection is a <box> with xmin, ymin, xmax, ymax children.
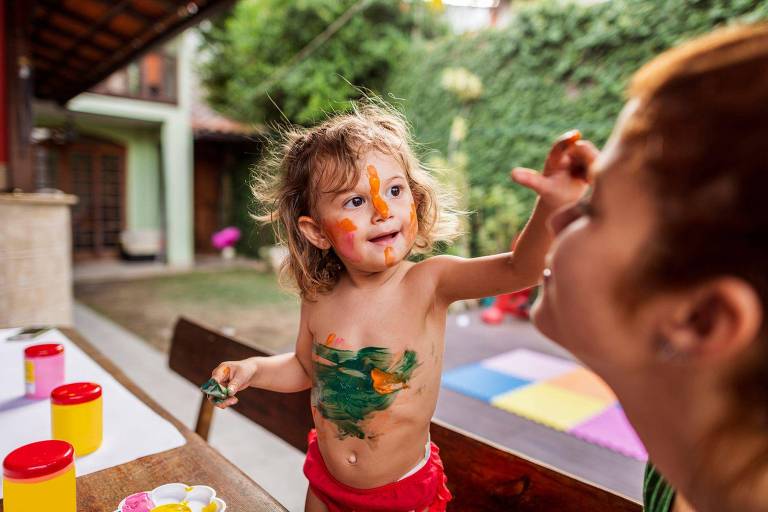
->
<box><xmin>169</xmin><ymin>317</ymin><xmax>641</xmax><ymax>511</ymax></box>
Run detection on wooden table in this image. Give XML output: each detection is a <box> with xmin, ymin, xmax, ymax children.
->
<box><xmin>0</xmin><ymin>328</ymin><xmax>288</xmax><ymax>511</ymax></box>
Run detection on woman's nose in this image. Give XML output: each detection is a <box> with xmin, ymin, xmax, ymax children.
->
<box><xmin>549</xmin><ymin>204</ymin><xmax>581</xmax><ymax>235</ymax></box>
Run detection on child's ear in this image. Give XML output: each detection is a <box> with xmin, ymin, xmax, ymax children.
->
<box><xmin>657</xmin><ymin>278</ymin><xmax>762</xmax><ymax>362</ymax></box>
<box><xmin>298</xmin><ymin>216</ymin><xmax>332</xmax><ymax>250</ymax></box>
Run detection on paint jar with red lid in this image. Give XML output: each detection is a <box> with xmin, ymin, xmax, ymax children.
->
<box><xmin>24</xmin><ymin>343</ymin><xmax>65</xmax><ymax>399</ymax></box>
<box><xmin>51</xmin><ymin>382</ymin><xmax>103</xmax><ymax>456</ymax></box>
<box><xmin>2</xmin><ymin>439</ymin><xmax>76</xmax><ymax>512</ymax></box>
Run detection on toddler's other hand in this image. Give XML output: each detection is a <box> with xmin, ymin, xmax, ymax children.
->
<box><xmin>210</xmin><ymin>359</ymin><xmax>258</xmax><ymax>409</ymax></box>
<box><xmin>510</xmin><ymin>130</ymin><xmax>599</xmax><ymax>210</ymax></box>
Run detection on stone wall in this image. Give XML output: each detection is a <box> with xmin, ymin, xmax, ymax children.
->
<box><xmin>0</xmin><ymin>192</ymin><xmax>77</xmax><ymax>327</ymax></box>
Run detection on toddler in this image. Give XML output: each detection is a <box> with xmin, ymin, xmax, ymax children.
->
<box><xmin>210</xmin><ymin>104</ymin><xmax>591</xmax><ymax>511</ymax></box>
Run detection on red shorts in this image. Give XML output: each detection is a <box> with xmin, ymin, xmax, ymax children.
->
<box><xmin>303</xmin><ymin>429</ymin><xmax>452</xmax><ymax>512</ymax></box>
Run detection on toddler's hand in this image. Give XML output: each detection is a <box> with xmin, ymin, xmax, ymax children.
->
<box><xmin>511</xmin><ymin>130</ymin><xmax>599</xmax><ymax>210</ymax></box>
<box><xmin>210</xmin><ymin>359</ymin><xmax>258</xmax><ymax>409</ymax></box>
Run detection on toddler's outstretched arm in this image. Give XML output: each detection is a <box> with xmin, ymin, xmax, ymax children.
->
<box><xmin>429</xmin><ymin>131</ymin><xmax>598</xmax><ymax>304</ymax></box>
<box><xmin>209</xmin><ymin>302</ymin><xmax>313</xmax><ymax>409</ymax></box>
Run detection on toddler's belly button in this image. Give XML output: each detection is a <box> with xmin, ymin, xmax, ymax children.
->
<box><xmin>346</xmin><ymin>451</ymin><xmax>358</xmax><ymax>465</ymax></box>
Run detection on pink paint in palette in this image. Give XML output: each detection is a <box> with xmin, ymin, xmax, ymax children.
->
<box><xmin>115</xmin><ymin>484</ymin><xmax>225</xmax><ymax>512</ymax></box>
<box><xmin>442</xmin><ymin>349</ymin><xmax>647</xmax><ymax>461</ymax></box>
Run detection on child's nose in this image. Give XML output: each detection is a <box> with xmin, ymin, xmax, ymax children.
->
<box><xmin>371</xmin><ymin>199</ymin><xmax>391</xmax><ymax>223</ymax></box>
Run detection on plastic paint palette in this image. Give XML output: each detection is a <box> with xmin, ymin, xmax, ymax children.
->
<box><xmin>115</xmin><ymin>483</ymin><xmax>226</xmax><ymax>512</ymax></box>
<box><xmin>441</xmin><ymin>348</ymin><xmax>647</xmax><ymax>460</ymax></box>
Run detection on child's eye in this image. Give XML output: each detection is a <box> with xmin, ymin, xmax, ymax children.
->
<box><xmin>387</xmin><ymin>185</ymin><xmax>401</xmax><ymax>198</ymax></box>
<box><xmin>344</xmin><ymin>196</ymin><xmax>365</xmax><ymax>209</ymax></box>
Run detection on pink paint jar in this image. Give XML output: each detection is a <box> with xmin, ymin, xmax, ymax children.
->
<box><xmin>24</xmin><ymin>344</ymin><xmax>65</xmax><ymax>399</ymax></box>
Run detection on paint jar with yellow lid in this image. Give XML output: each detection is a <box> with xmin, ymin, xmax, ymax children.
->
<box><xmin>51</xmin><ymin>382</ymin><xmax>103</xmax><ymax>456</ymax></box>
<box><xmin>2</xmin><ymin>439</ymin><xmax>76</xmax><ymax>512</ymax></box>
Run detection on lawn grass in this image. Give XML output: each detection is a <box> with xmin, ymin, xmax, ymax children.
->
<box><xmin>75</xmin><ymin>268</ymin><xmax>300</xmax><ymax>352</ymax></box>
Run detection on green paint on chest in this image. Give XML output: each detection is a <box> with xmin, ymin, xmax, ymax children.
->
<box><xmin>312</xmin><ymin>343</ymin><xmax>419</xmax><ymax>439</ymax></box>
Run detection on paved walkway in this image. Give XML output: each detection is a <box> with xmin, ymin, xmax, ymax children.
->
<box><xmin>74</xmin><ymin>303</ymin><xmax>307</xmax><ymax>511</ymax></box>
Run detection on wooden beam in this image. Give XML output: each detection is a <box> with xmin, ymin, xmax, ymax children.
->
<box><xmin>53</xmin><ymin>0</ymin><xmax>237</xmax><ymax>104</ymax></box>
<box><xmin>46</xmin><ymin>0</ymin><xmax>134</xmax><ymax>65</ymax></box>
<box><xmin>6</xmin><ymin>0</ymin><xmax>35</xmax><ymax>192</ymax></box>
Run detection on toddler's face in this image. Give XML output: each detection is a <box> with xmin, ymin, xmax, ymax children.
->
<box><xmin>316</xmin><ymin>151</ymin><xmax>418</xmax><ymax>273</ymax></box>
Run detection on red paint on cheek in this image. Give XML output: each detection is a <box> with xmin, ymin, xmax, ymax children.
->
<box><xmin>367</xmin><ymin>165</ymin><xmax>390</xmax><ymax>218</ymax></box>
<box><xmin>327</xmin><ymin>218</ymin><xmax>362</xmax><ymax>262</ymax></box>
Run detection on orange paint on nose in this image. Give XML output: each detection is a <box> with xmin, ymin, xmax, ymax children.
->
<box><xmin>367</xmin><ymin>165</ymin><xmax>389</xmax><ymax>219</ymax></box>
<box><xmin>384</xmin><ymin>247</ymin><xmax>395</xmax><ymax>266</ymax></box>
<box><xmin>337</xmin><ymin>218</ymin><xmax>356</xmax><ymax>232</ymax></box>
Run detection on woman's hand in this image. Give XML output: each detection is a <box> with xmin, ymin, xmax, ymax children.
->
<box><xmin>210</xmin><ymin>358</ymin><xmax>259</xmax><ymax>409</ymax></box>
<box><xmin>511</xmin><ymin>130</ymin><xmax>599</xmax><ymax>210</ymax></box>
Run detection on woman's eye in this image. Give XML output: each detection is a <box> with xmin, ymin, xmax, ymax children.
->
<box><xmin>344</xmin><ymin>197</ymin><xmax>365</xmax><ymax>208</ymax></box>
<box><xmin>575</xmin><ymin>199</ymin><xmax>594</xmax><ymax>217</ymax></box>
<box><xmin>387</xmin><ymin>185</ymin><xmax>401</xmax><ymax>198</ymax></box>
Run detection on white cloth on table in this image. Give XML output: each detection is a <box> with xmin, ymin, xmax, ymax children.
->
<box><xmin>0</xmin><ymin>328</ymin><xmax>186</xmax><ymax>499</ymax></box>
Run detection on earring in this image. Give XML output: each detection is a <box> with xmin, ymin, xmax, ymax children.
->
<box><xmin>655</xmin><ymin>334</ymin><xmax>686</xmax><ymax>362</ymax></box>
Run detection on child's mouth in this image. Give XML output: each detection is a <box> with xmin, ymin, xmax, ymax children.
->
<box><xmin>368</xmin><ymin>231</ymin><xmax>400</xmax><ymax>246</ymax></box>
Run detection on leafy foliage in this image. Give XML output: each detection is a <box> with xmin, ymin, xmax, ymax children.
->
<box><xmin>199</xmin><ymin>0</ymin><xmax>446</xmax><ymax>125</ymax></box>
<box><xmin>386</xmin><ymin>0</ymin><xmax>768</xmax><ymax>255</ymax></box>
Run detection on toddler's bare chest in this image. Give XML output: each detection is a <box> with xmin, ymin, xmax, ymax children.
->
<box><xmin>310</xmin><ymin>293</ymin><xmax>433</xmax><ymax>352</ymax></box>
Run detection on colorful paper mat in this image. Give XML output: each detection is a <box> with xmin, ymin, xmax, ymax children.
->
<box><xmin>442</xmin><ymin>349</ymin><xmax>647</xmax><ymax>460</ymax></box>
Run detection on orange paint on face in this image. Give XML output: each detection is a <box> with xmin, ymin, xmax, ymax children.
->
<box><xmin>367</xmin><ymin>165</ymin><xmax>389</xmax><ymax>218</ymax></box>
<box><xmin>408</xmin><ymin>203</ymin><xmax>418</xmax><ymax>240</ymax></box>
<box><xmin>324</xmin><ymin>332</ymin><xmax>336</xmax><ymax>346</ymax></box>
<box><xmin>384</xmin><ymin>246</ymin><xmax>395</xmax><ymax>266</ymax></box>
<box><xmin>371</xmin><ymin>368</ymin><xmax>408</xmax><ymax>395</ymax></box>
<box><xmin>325</xmin><ymin>218</ymin><xmax>362</xmax><ymax>263</ymax></box>
<box><xmin>337</xmin><ymin>218</ymin><xmax>356</xmax><ymax>232</ymax></box>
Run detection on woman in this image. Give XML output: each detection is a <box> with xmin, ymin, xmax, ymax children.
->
<box><xmin>527</xmin><ymin>24</ymin><xmax>768</xmax><ymax>512</ymax></box>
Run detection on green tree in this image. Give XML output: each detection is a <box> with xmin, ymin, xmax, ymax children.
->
<box><xmin>199</xmin><ymin>0</ymin><xmax>445</xmax><ymax>125</ymax></box>
<box><xmin>386</xmin><ymin>0</ymin><xmax>768</xmax><ymax>255</ymax></box>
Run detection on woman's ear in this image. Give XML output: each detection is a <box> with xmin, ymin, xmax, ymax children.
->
<box><xmin>658</xmin><ymin>278</ymin><xmax>763</xmax><ymax>362</ymax></box>
<box><xmin>298</xmin><ymin>216</ymin><xmax>332</xmax><ymax>250</ymax></box>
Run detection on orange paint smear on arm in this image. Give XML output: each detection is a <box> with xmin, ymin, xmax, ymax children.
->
<box><xmin>367</xmin><ymin>165</ymin><xmax>389</xmax><ymax>218</ymax></box>
<box><xmin>324</xmin><ymin>332</ymin><xmax>336</xmax><ymax>346</ymax></box>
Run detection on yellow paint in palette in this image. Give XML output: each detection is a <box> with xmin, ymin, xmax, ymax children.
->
<box><xmin>151</xmin><ymin>504</ymin><xmax>191</xmax><ymax>512</ymax></box>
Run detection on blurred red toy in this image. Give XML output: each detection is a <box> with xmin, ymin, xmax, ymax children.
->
<box><xmin>481</xmin><ymin>288</ymin><xmax>533</xmax><ymax>324</ymax></box>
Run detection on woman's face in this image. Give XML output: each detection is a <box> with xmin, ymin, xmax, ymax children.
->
<box><xmin>531</xmin><ymin>102</ymin><xmax>662</xmax><ymax>374</ymax></box>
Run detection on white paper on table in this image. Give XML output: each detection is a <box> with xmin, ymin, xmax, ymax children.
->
<box><xmin>0</xmin><ymin>328</ymin><xmax>187</xmax><ymax>499</ymax></box>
